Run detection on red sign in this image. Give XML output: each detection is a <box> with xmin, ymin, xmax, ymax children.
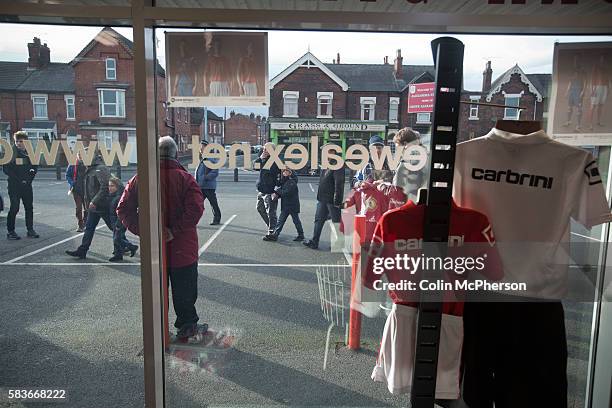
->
<box><xmin>407</xmin><ymin>82</ymin><xmax>435</xmax><ymax>113</ymax></box>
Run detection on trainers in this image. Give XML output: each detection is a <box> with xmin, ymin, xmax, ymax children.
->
<box><xmin>76</xmin><ymin>226</ymin><xmax>84</xmax><ymax>232</ymax></box>
<box><xmin>7</xmin><ymin>231</ymin><xmax>21</xmax><ymax>240</ymax></box>
<box><xmin>129</xmin><ymin>245</ymin><xmax>138</xmax><ymax>257</ymax></box>
<box><xmin>303</xmin><ymin>239</ymin><xmax>318</xmax><ymax>249</ymax></box>
<box><xmin>65</xmin><ymin>249</ymin><xmax>86</xmax><ymax>259</ymax></box>
<box><xmin>210</xmin><ymin>220</ymin><xmax>221</xmax><ymax>225</ymax></box>
<box><xmin>27</xmin><ymin>229</ymin><xmax>39</xmax><ymax>238</ymax></box>
<box><xmin>176</xmin><ymin>323</ymin><xmax>198</xmax><ymax>340</ymax></box>
<box><xmin>109</xmin><ymin>254</ymin><xmax>123</xmax><ymax>262</ymax></box>
<box><xmin>262</xmin><ymin>234</ymin><xmax>277</xmax><ymax>241</ymax></box>
<box><xmin>293</xmin><ymin>235</ymin><xmax>305</xmax><ymax>242</ymax></box>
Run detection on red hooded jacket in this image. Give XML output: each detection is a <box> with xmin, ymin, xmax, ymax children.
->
<box><xmin>117</xmin><ymin>158</ymin><xmax>204</xmax><ymax>268</ymax></box>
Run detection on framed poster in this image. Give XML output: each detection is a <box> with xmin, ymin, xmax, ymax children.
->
<box><xmin>165</xmin><ymin>31</ymin><xmax>269</xmax><ymax>107</ymax></box>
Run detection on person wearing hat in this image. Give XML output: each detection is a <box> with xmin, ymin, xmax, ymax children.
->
<box><xmin>195</xmin><ymin>140</ymin><xmax>221</xmax><ymax>225</ymax></box>
<box><xmin>352</xmin><ymin>135</ymin><xmax>393</xmax><ymax>188</ymax></box>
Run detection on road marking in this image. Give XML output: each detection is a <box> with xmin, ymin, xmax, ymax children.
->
<box><xmin>0</xmin><ymin>262</ymin><xmax>349</xmax><ymax>267</ymax></box>
<box><xmin>198</xmin><ymin>214</ymin><xmax>237</xmax><ymax>256</ymax></box>
<box><xmin>571</xmin><ymin>232</ymin><xmax>603</xmax><ymax>242</ymax></box>
<box><xmin>3</xmin><ymin>225</ymin><xmax>105</xmax><ymax>264</ymax></box>
<box><xmin>198</xmin><ymin>263</ymin><xmax>350</xmax><ymax>267</ymax></box>
<box><xmin>309</xmin><ymin>183</ymin><xmax>315</xmax><ymax>193</ymax></box>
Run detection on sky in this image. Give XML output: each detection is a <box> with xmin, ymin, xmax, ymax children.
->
<box><xmin>1</xmin><ymin>23</ymin><xmax>611</xmax><ymax>118</ymax></box>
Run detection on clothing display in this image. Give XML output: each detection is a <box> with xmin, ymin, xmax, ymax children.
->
<box><xmin>363</xmin><ymin>200</ymin><xmax>503</xmax><ymax>398</ymax></box>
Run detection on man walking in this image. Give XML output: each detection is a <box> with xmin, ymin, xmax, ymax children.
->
<box><xmin>254</xmin><ymin>142</ymin><xmax>280</xmax><ymax>240</ymax></box>
<box><xmin>303</xmin><ymin>164</ymin><xmax>345</xmax><ymax>250</ymax></box>
<box><xmin>196</xmin><ymin>140</ymin><xmax>221</xmax><ymax>225</ymax></box>
<box><xmin>117</xmin><ymin>136</ymin><xmax>206</xmax><ymax>340</ymax></box>
<box><xmin>66</xmin><ymin>152</ymin><xmax>87</xmax><ymax>232</ymax></box>
<box><xmin>4</xmin><ymin>131</ymin><xmax>39</xmax><ymax>240</ymax></box>
<box><xmin>65</xmin><ymin>149</ymin><xmax>113</xmax><ymax>259</ymax></box>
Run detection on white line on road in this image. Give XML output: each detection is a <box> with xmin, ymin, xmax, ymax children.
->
<box><xmin>4</xmin><ymin>225</ymin><xmax>105</xmax><ymax>264</ymax></box>
<box><xmin>0</xmin><ymin>262</ymin><xmax>350</xmax><ymax>267</ymax></box>
<box><xmin>198</xmin><ymin>214</ymin><xmax>237</xmax><ymax>256</ymax></box>
<box><xmin>309</xmin><ymin>183</ymin><xmax>315</xmax><ymax>193</ymax></box>
<box><xmin>570</xmin><ymin>232</ymin><xmax>603</xmax><ymax>242</ymax></box>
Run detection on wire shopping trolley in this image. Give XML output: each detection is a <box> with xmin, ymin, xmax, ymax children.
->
<box><xmin>316</xmin><ymin>263</ymin><xmax>350</xmax><ymax>370</ymax></box>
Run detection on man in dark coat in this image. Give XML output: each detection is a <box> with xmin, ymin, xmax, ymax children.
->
<box><xmin>303</xmin><ymin>164</ymin><xmax>345</xmax><ymax>250</ymax></box>
<box><xmin>3</xmin><ymin>131</ymin><xmax>39</xmax><ymax>240</ymax></box>
<box><xmin>254</xmin><ymin>142</ymin><xmax>280</xmax><ymax>239</ymax></box>
<box><xmin>65</xmin><ymin>151</ymin><xmax>113</xmax><ymax>259</ymax></box>
<box><xmin>265</xmin><ymin>168</ymin><xmax>304</xmax><ymax>242</ymax></box>
<box><xmin>195</xmin><ymin>140</ymin><xmax>221</xmax><ymax>225</ymax></box>
<box><xmin>117</xmin><ymin>136</ymin><xmax>206</xmax><ymax>340</ymax></box>
<box><xmin>66</xmin><ymin>152</ymin><xmax>87</xmax><ymax>232</ymax></box>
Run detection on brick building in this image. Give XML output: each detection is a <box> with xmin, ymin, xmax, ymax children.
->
<box><xmin>224</xmin><ymin>111</ymin><xmax>267</xmax><ymax>146</ymax></box>
<box><xmin>0</xmin><ymin>27</ymin><xmax>195</xmax><ymax>164</ymax></box>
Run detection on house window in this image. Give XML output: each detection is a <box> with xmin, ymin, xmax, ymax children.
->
<box><xmin>283</xmin><ymin>91</ymin><xmax>299</xmax><ymax>117</ymax></box>
<box><xmin>469</xmin><ymin>96</ymin><xmax>479</xmax><ymax>120</ymax></box>
<box><xmin>317</xmin><ymin>92</ymin><xmax>333</xmax><ymax>118</ymax></box>
<box><xmin>504</xmin><ymin>93</ymin><xmax>521</xmax><ymax>120</ymax></box>
<box><xmin>65</xmin><ymin>95</ymin><xmax>75</xmax><ymax>120</ymax></box>
<box><xmin>98</xmin><ymin>89</ymin><xmax>126</xmax><ymax>118</ymax></box>
<box><xmin>97</xmin><ymin>130</ymin><xmax>119</xmax><ymax>150</ymax></box>
<box><xmin>360</xmin><ymin>97</ymin><xmax>376</xmax><ymax>121</ymax></box>
<box><xmin>105</xmin><ymin>58</ymin><xmax>117</xmax><ymax>80</ymax></box>
<box><xmin>389</xmin><ymin>97</ymin><xmax>400</xmax><ymax>123</ymax></box>
<box><xmin>416</xmin><ymin>112</ymin><xmax>431</xmax><ymax>124</ymax></box>
<box><xmin>31</xmin><ymin>94</ymin><xmax>48</xmax><ymax>119</ymax></box>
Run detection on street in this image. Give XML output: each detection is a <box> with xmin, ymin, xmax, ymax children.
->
<box><xmin>0</xmin><ymin>169</ymin><xmax>592</xmax><ymax>408</ymax></box>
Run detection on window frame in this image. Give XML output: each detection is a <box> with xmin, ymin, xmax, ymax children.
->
<box><xmin>503</xmin><ymin>92</ymin><xmax>522</xmax><ymax>120</ymax></box>
<box><xmin>31</xmin><ymin>94</ymin><xmax>48</xmax><ymax>120</ymax></box>
<box><xmin>98</xmin><ymin>88</ymin><xmax>126</xmax><ymax>118</ymax></box>
<box><xmin>389</xmin><ymin>97</ymin><xmax>400</xmax><ymax>123</ymax></box>
<box><xmin>317</xmin><ymin>91</ymin><xmax>333</xmax><ymax>118</ymax></box>
<box><xmin>65</xmin><ymin>95</ymin><xmax>76</xmax><ymax>120</ymax></box>
<box><xmin>469</xmin><ymin>96</ymin><xmax>479</xmax><ymax>120</ymax></box>
<box><xmin>105</xmin><ymin>57</ymin><xmax>117</xmax><ymax>80</ymax></box>
<box><xmin>416</xmin><ymin>112</ymin><xmax>431</xmax><ymax>124</ymax></box>
<box><xmin>283</xmin><ymin>91</ymin><xmax>299</xmax><ymax>118</ymax></box>
<box><xmin>360</xmin><ymin>96</ymin><xmax>376</xmax><ymax>121</ymax></box>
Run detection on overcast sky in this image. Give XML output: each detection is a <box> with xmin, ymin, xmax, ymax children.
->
<box><xmin>1</xmin><ymin>23</ymin><xmax>611</xmax><ymax>117</ymax></box>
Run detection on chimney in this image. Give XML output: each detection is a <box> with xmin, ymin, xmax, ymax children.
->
<box><xmin>256</xmin><ymin>115</ymin><xmax>261</xmax><ymax>123</ymax></box>
<box><xmin>249</xmin><ymin>112</ymin><xmax>255</xmax><ymax>120</ymax></box>
<box><xmin>337</xmin><ymin>52</ymin><xmax>340</xmax><ymax>64</ymax></box>
<box><xmin>393</xmin><ymin>49</ymin><xmax>403</xmax><ymax>79</ymax></box>
<box><xmin>230</xmin><ymin>110</ymin><xmax>235</xmax><ymax>117</ymax></box>
<box><xmin>39</xmin><ymin>43</ymin><xmax>50</xmax><ymax>68</ymax></box>
<box><xmin>384</xmin><ymin>56</ymin><xmax>389</xmax><ymax>64</ymax></box>
<box><xmin>482</xmin><ymin>61</ymin><xmax>493</xmax><ymax>93</ymax></box>
<box><xmin>27</xmin><ymin>37</ymin><xmax>42</xmax><ymax>70</ymax></box>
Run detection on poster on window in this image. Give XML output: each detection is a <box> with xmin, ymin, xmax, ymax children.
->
<box><xmin>549</xmin><ymin>42</ymin><xmax>612</xmax><ymax>146</ymax></box>
<box><xmin>165</xmin><ymin>31</ymin><xmax>269</xmax><ymax>107</ymax></box>
<box><xmin>407</xmin><ymin>82</ymin><xmax>435</xmax><ymax>113</ymax></box>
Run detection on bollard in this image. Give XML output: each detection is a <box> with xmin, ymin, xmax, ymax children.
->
<box><xmin>234</xmin><ymin>167</ymin><xmax>238</xmax><ymax>182</ymax></box>
<box><xmin>348</xmin><ymin>214</ymin><xmax>366</xmax><ymax>350</ymax></box>
<box><xmin>56</xmin><ymin>166</ymin><xmax>61</xmax><ymax>181</ymax></box>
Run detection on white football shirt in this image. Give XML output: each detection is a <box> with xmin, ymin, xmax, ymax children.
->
<box><xmin>454</xmin><ymin>128</ymin><xmax>612</xmax><ymax>299</ymax></box>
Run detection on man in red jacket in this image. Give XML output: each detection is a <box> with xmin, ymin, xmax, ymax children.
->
<box><xmin>117</xmin><ymin>136</ymin><xmax>206</xmax><ymax>340</ymax></box>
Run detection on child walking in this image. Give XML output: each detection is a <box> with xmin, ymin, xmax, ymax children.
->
<box><xmin>264</xmin><ymin>168</ymin><xmax>304</xmax><ymax>242</ymax></box>
<box><xmin>108</xmin><ymin>177</ymin><xmax>138</xmax><ymax>262</ymax></box>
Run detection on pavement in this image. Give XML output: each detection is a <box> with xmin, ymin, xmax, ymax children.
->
<box><xmin>0</xmin><ymin>169</ymin><xmax>594</xmax><ymax>408</ymax></box>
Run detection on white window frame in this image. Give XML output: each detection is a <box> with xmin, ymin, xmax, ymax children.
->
<box><xmin>283</xmin><ymin>91</ymin><xmax>299</xmax><ymax>118</ymax></box>
<box><xmin>469</xmin><ymin>96</ymin><xmax>479</xmax><ymax>120</ymax></box>
<box><xmin>31</xmin><ymin>94</ymin><xmax>48</xmax><ymax>119</ymax></box>
<box><xmin>105</xmin><ymin>58</ymin><xmax>117</xmax><ymax>80</ymax></box>
<box><xmin>65</xmin><ymin>95</ymin><xmax>76</xmax><ymax>120</ymax></box>
<box><xmin>389</xmin><ymin>97</ymin><xmax>400</xmax><ymax>123</ymax></box>
<box><xmin>360</xmin><ymin>96</ymin><xmax>376</xmax><ymax>121</ymax></box>
<box><xmin>98</xmin><ymin>88</ymin><xmax>126</xmax><ymax>118</ymax></box>
<box><xmin>317</xmin><ymin>92</ymin><xmax>333</xmax><ymax>118</ymax></box>
<box><xmin>503</xmin><ymin>92</ymin><xmax>522</xmax><ymax>120</ymax></box>
<box><xmin>416</xmin><ymin>112</ymin><xmax>431</xmax><ymax>124</ymax></box>
<box><xmin>97</xmin><ymin>130</ymin><xmax>119</xmax><ymax>150</ymax></box>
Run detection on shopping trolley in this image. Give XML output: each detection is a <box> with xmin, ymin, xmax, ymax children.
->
<box><xmin>316</xmin><ymin>264</ymin><xmax>350</xmax><ymax>370</ymax></box>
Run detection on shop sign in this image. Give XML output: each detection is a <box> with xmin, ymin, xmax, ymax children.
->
<box><xmin>271</xmin><ymin>122</ymin><xmax>386</xmax><ymax>131</ymax></box>
<box><xmin>407</xmin><ymin>82</ymin><xmax>435</xmax><ymax>113</ymax></box>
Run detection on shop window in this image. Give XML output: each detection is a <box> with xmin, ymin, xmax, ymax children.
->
<box><xmin>504</xmin><ymin>93</ymin><xmax>521</xmax><ymax>120</ymax></box>
<box><xmin>31</xmin><ymin>94</ymin><xmax>48</xmax><ymax>119</ymax></box>
<box><xmin>416</xmin><ymin>112</ymin><xmax>431</xmax><ymax>124</ymax></box>
<box><xmin>98</xmin><ymin>89</ymin><xmax>126</xmax><ymax>118</ymax></box>
<box><xmin>283</xmin><ymin>91</ymin><xmax>299</xmax><ymax>117</ymax></box>
<box><xmin>469</xmin><ymin>96</ymin><xmax>479</xmax><ymax>119</ymax></box>
<box><xmin>360</xmin><ymin>96</ymin><xmax>376</xmax><ymax>121</ymax></box>
<box><xmin>317</xmin><ymin>92</ymin><xmax>333</xmax><ymax>118</ymax></box>
<box><xmin>389</xmin><ymin>97</ymin><xmax>399</xmax><ymax>123</ymax></box>
<box><xmin>105</xmin><ymin>57</ymin><xmax>116</xmax><ymax>80</ymax></box>
<box><xmin>65</xmin><ymin>95</ymin><xmax>76</xmax><ymax>120</ymax></box>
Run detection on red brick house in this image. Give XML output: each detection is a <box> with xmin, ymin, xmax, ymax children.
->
<box><xmin>224</xmin><ymin>111</ymin><xmax>266</xmax><ymax>146</ymax></box>
<box><xmin>0</xmin><ymin>27</ymin><xmax>196</xmax><ymax>164</ymax></box>
<box><xmin>190</xmin><ymin>109</ymin><xmax>224</xmax><ymax>145</ymax></box>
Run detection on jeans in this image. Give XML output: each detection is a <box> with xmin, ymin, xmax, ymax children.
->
<box><xmin>201</xmin><ymin>189</ymin><xmax>221</xmax><ymax>222</ymax></box>
<box><xmin>274</xmin><ymin>209</ymin><xmax>304</xmax><ymax>237</ymax></box>
<box><xmin>72</xmin><ymin>192</ymin><xmax>85</xmax><ymax>229</ymax></box>
<box><xmin>311</xmin><ymin>201</ymin><xmax>341</xmax><ymax>245</ymax></box>
<box><xmin>7</xmin><ymin>182</ymin><xmax>34</xmax><ymax>232</ymax></box>
<box><xmin>112</xmin><ymin>222</ymin><xmax>135</xmax><ymax>255</ymax></box>
<box><xmin>78</xmin><ymin>210</ymin><xmax>113</xmax><ymax>253</ymax></box>
<box><xmin>256</xmin><ymin>192</ymin><xmax>278</xmax><ymax>234</ymax></box>
<box><xmin>168</xmin><ymin>262</ymin><xmax>199</xmax><ymax>330</ymax></box>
